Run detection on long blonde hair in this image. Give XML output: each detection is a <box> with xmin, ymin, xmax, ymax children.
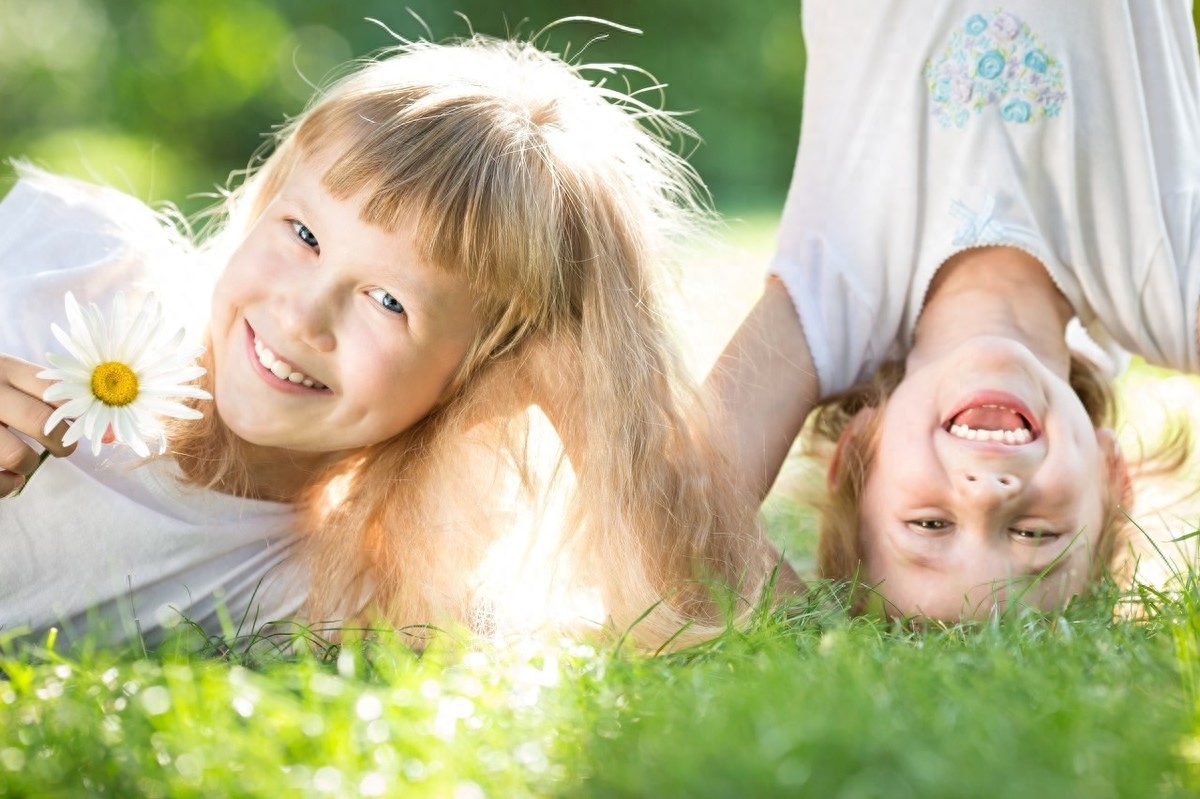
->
<box><xmin>171</xmin><ymin>34</ymin><xmax>777</xmax><ymax>648</ymax></box>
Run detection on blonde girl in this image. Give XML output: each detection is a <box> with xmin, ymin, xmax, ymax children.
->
<box><xmin>0</xmin><ymin>32</ymin><xmax>777</xmax><ymax>649</ymax></box>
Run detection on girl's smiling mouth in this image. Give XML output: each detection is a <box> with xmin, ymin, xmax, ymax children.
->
<box><xmin>942</xmin><ymin>391</ymin><xmax>1039</xmax><ymax>444</ymax></box>
<box><xmin>244</xmin><ymin>321</ymin><xmax>328</xmax><ymax>392</ymax></box>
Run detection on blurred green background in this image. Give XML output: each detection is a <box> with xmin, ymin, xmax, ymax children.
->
<box><xmin>0</xmin><ymin>0</ymin><xmax>806</xmax><ymax>218</ymax></box>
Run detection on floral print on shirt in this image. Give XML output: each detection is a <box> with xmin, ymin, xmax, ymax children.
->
<box><xmin>925</xmin><ymin>9</ymin><xmax>1067</xmax><ymax>129</ymax></box>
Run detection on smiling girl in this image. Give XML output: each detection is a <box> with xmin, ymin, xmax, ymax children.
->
<box><xmin>0</xmin><ymin>31</ymin><xmax>777</xmax><ymax>649</ymax></box>
<box><xmin>710</xmin><ymin>1</ymin><xmax>1200</xmax><ymax>619</ymax></box>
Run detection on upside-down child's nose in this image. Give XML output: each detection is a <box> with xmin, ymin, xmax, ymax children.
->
<box><xmin>962</xmin><ymin>470</ymin><xmax>1022</xmax><ymax>500</ymax></box>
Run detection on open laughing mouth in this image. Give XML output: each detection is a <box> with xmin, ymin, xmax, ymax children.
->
<box><xmin>943</xmin><ymin>394</ymin><xmax>1039</xmax><ymax>445</ymax></box>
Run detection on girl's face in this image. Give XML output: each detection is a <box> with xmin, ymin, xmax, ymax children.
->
<box><xmin>858</xmin><ymin>336</ymin><xmax>1117</xmax><ymax>620</ymax></box>
<box><xmin>209</xmin><ymin>149</ymin><xmax>480</xmax><ymax>462</ymax></box>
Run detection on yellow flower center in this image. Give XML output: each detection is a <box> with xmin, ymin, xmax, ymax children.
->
<box><xmin>91</xmin><ymin>361</ymin><xmax>139</xmax><ymax>407</ymax></box>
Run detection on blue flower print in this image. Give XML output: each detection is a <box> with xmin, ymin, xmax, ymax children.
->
<box><xmin>977</xmin><ymin>50</ymin><xmax>1005</xmax><ymax>79</ymax></box>
<box><xmin>925</xmin><ymin>9</ymin><xmax>1067</xmax><ymax>128</ymax></box>
<box><xmin>1001</xmin><ymin>99</ymin><xmax>1031</xmax><ymax>122</ymax></box>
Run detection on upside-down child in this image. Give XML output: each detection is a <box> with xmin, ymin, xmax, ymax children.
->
<box><xmin>0</xmin><ymin>31</ymin><xmax>778</xmax><ymax>649</ymax></box>
<box><xmin>711</xmin><ymin>0</ymin><xmax>1200</xmax><ymax>619</ymax></box>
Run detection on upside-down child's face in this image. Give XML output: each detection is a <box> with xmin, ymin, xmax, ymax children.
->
<box><xmin>209</xmin><ymin>147</ymin><xmax>480</xmax><ymax>464</ymax></box>
<box><xmin>858</xmin><ymin>336</ymin><xmax>1119</xmax><ymax>620</ymax></box>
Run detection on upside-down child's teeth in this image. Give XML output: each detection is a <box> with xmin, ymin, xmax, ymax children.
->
<box><xmin>948</xmin><ymin>423</ymin><xmax>1032</xmax><ymax>444</ymax></box>
<box><xmin>253</xmin><ymin>337</ymin><xmax>326</xmax><ymax>389</ymax></box>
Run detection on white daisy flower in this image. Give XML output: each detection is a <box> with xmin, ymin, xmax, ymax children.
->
<box><xmin>38</xmin><ymin>291</ymin><xmax>212</xmax><ymax>457</ymax></box>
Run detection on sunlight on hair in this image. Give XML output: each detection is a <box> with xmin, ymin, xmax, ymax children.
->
<box><xmin>322</xmin><ymin>470</ymin><xmax>354</xmax><ymax>510</ymax></box>
<box><xmin>470</xmin><ymin>409</ymin><xmax>605</xmax><ymax>642</ymax></box>
<box><xmin>1113</xmin><ymin>368</ymin><xmax>1200</xmax><ymax>600</ymax></box>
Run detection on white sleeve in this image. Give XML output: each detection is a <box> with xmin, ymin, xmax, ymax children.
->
<box><xmin>0</xmin><ymin>175</ymin><xmax>178</xmax><ymax>364</ymax></box>
<box><xmin>770</xmin><ymin>228</ymin><xmax>885</xmax><ymax>397</ymax></box>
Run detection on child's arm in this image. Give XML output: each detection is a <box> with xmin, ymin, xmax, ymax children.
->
<box><xmin>706</xmin><ymin>275</ymin><xmax>819</xmax><ymax>502</ymax></box>
<box><xmin>0</xmin><ymin>354</ymin><xmax>75</xmax><ymax>494</ymax></box>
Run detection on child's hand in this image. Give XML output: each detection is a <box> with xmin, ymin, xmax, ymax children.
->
<box><xmin>0</xmin><ymin>354</ymin><xmax>76</xmax><ymax>495</ymax></box>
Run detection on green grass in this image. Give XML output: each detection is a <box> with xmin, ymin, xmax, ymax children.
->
<box><xmin>7</xmin><ymin>224</ymin><xmax>1200</xmax><ymax>797</ymax></box>
<box><xmin>4</xmin><ymin>573</ymin><xmax>1200</xmax><ymax>798</ymax></box>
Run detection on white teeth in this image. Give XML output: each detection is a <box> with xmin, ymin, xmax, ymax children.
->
<box><xmin>253</xmin><ymin>336</ymin><xmax>325</xmax><ymax>389</ymax></box>
<box><xmin>948</xmin><ymin>423</ymin><xmax>1032</xmax><ymax>444</ymax></box>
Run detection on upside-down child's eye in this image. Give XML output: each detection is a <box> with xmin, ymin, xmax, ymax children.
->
<box><xmin>909</xmin><ymin>519</ymin><xmax>950</xmax><ymax>532</ymax></box>
<box><xmin>291</xmin><ymin>220</ymin><xmax>319</xmax><ymax>250</ymax></box>
<box><xmin>367</xmin><ymin>287</ymin><xmax>405</xmax><ymax>315</ymax></box>
<box><xmin>1011</xmin><ymin>527</ymin><xmax>1059</xmax><ymax>541</ymax></box>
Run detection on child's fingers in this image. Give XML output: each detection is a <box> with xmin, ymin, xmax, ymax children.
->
<box><xmin>0</xmin><ymin>424</ymin><xmax>51</xmax><ymax>477</ymax></box>
<box><xmin>0</xmin><ymin>470</ymin><xmax>25</xmax><ymax>498</ymax></box>
<box><xmin>0</xmin><ymin>354</ymin><xmax>77</xmax><ymax>458</ymax></box>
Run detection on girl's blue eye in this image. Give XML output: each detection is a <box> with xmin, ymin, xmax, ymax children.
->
<box><xmin>367</xmin><ymin>287</ymin><xmax>405</xmax><ymax>315</ymax></box>
<box><xmin>291</xmin><ymin>220</ymin><xmax>319</xmax><ymax>249</ymax></box>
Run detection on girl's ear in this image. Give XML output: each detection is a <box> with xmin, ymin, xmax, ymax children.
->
<box><xmin>827</xmin><ymin>408</ymin><xmax>875</xmax><ymax>492</ymax></box>
<box><xmin>1097</xmin><ymin>427</ymin><xmax>1133</xmax><ymax>507</ymax></box>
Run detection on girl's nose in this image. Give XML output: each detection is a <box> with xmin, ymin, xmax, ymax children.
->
<box><xmin>279</xmin><ymin>287</ymin><xmax>337</xmax><ymax>353</ymax></box>
<box><xmin>962</xmin><ymin>470</ymin><xmax>1022</xmax><ymax>501</ymax></box>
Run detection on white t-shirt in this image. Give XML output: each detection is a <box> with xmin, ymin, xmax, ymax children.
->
<box><xmin>0</xmin><ymin>175</ymin><xmax>305</xmax><ymax>646</ymax></box>
<box><xmin>772</xmin><ymin>1</ymin><xmax>1200</xmax><ymax>394</ymax></box>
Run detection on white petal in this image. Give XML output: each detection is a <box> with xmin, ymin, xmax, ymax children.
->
<box><xmin>109</xmin><ymin>407</ymin><xmax>135</xmax><ymax>445</ymax></box>
<box><xmin>84</xmin><ymin>405</ymin><xmax>114</xmax><ymax>449</ymax></box>
<box><xmin>42</xmin><ymin>380</ymin><xmax>89</xmax><ymax>403</ymax></box>
<box><xmin>119</xmin><ymin>295</ymin><xmax>167</xmax><ymax>365</ymax></box>
<box><xmin>140</xmin><ymin>342</ymin><xmax>206</xmax><ymax>365</ymax></box>
<box><xmin>63</xmin><ymin>292</ymin><xmax>88</xmax><ymax>339</ymax></box>
<box><xmin>75</xmin><ymin>297</ymin><xmax>107</xmax><ymax>355</ymax></box>
<box><xmin>115</xmin><ymin>299</ymin><xmax>153</xmax><ymax>363</ymax></box>
<box><xmin>130</xmin><ymin>404</ymin><xmax>167</xmax><ymax>437</ymax></box>
<box><xmin>45</xmin><ymin>395</ymin><xmax>92</xmax><ymax>434</ymax></box>
<box><xmin>39</xmin><ymin>360</ymin><xmax>93</xmax><ymax>382</ymax></box>
<box><xmin>138</xmin><ymin>384</ymin><xmax>213</xmax><ymax>401</ymax></box>
<box><xmin>161</xmin><ymin>326</ymin><xmax>186</xmax><ymax>354</ymax></box>
<box><xmin>82</xmin><ymin>299</ymin><xmax>113</xmax><ymax>361</ymax></box>
<box><xmin>62</xmin><ymin>420</ymin><xmax>86</xmax><ymax>447</ymax></box>
<box><xmin>113</xmin><ymin>410</ymin><xmax>150</xmax><ymax>458</ymax></box>
<box><xmin>50</xmin><ymin>323</ymin><xmax>98</xmax><ymax>368</ymax></box>
<box><xmin>136</xmin><ymin>364</ymin><xmax>207</xmax><ymax>386</ymax></box>
<box><xmin>135</xmin><ymin>397</ymin><xmax>205</xmax><ymax>420</ymax></box>
<box><xmin>126</xmin><ymin>408</ymin><xmax>163</xmax><ymax>457</ymax></box>
<box><xmin>126</xmin><ymin>435</ymin><xmax>151</xmax><ymax>459</ymax></box>
<box><xmin>130</xmin><ymin>334</ymin><xmax>195</xmax><ymax>375</ymax></box>
<box><xmin>44</xmin><ymin>396</ymin><xmax>97</xmax><ymax>433</ymax></box>
<box><xmin>44</xmin><ymin>406</ymin><xmax>69</xmax><ymax>435</ymax></box>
